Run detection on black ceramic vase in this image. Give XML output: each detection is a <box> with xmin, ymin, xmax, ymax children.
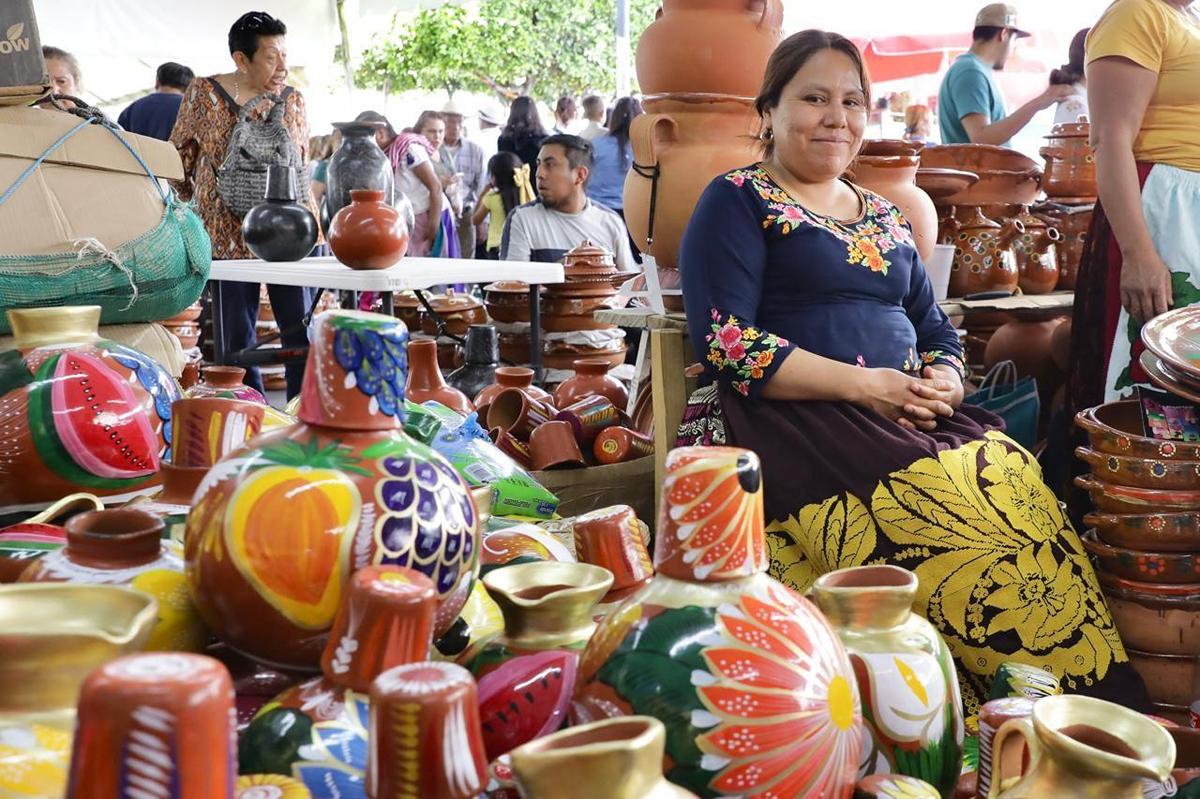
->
<box><xmin>447</xmin><ymin>324</ymin><xmax>501</xmax><ymax>400</ymax></box>
<box><xmin>327</xmin><ymin>121</ymin><xmax>395</xmax><ymax>221</ymax></box>
<box><xmin>242</xmin><ymin>165</ymin><xmax>319</xmax><ymax>262</ymax></box>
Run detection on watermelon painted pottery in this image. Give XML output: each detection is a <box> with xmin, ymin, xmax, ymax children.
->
<box><xmin>477</xmin><ymin>649</ymin><xmax>579</xmax><ymax>760</ymax></box>
<box><xmin>0</xmin><ymin>493</ymin><xmax>100</xmax><ymax>582</ymax></box>
<box><xmin>185</xmin><ymin>309</ymin><xmax>480</xmax><ymax>670</ymax></box>
<box><xmin>811</xmin><ymin>565</ymin><xmax>965</xmax><ymax>796</ymax></box>
<box><xmin>509</xmin><ymin>716</ymin><xmax>698</xmax><ymax>798</ymax></box>
<box><xmin>573</xmin><ymin>446</ymin><xmax>863</xmax><ymax>798</ymax></box>
<box><xmin>0</xmin><ymin>305</ymin><xmax>181</xmax><ymax>515</ymax></box>
<box><xmin>239</xmin><ymin>565</ymin><xmax>436</xmax><ymax>795</ymax></box>
<box><xmin>186</xmin><ymin>365</ymin><xmax>268</xmax><ymax>404</ymax></box>
<box><xmin>368</xmin><ymin>661</ymin><xmax>489</xmax><ymax>799</ymax></box>
<box><xmin>65</xmin><ymin>653</ymin><xmax>236</xmax><ymax>798</ymax></box>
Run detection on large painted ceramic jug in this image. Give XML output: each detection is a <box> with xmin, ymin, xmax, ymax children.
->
<box><xmin>573</xmin><ymin>446</ymin><xmax>863</xmax><ymax>798</ymax></box>
<box><xmin>185</xmin><ymin>309</ymin><xmax>480</xmax><ymax>670</ymax></box>
<box><xmin>635</xmin><ymin>0</ymin><xmax>784</xmax><ymax>97</ymax></box>
<box><xmin>811</xmin><ymin>565</ymin><xmax>965</xmax><ymax>797</ymax></box>
<box><xmin>0</xmin><ymin>305</ymin><xmax>180</xmax><ymax>515</ymax></box>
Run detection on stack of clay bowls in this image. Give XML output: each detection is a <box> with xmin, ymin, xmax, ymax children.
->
<box><xmin>541</xmin><ymin>241</ymin><xmax>638</xmax><ymax>371</ymax></box>
<box><xmin>1032</xmin><ymin>120</ymin><xmax>1096</xmax><ymax>292</ymax></box>
<box><xmin>485</xmin><ymin>281</ymin><xmax>538</xmax><ymax>366</ymax></box>
<box><xmin>419</xmin><ymin>288</ymin><xmax>486</xmax><ymax>369</ymax></box>
<box><xmin>1075</xmin><ymin>399</ymin><xmax>1200</xmax><ymax>720</ymax></box>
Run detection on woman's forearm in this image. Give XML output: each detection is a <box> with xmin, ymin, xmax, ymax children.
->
<box><xmin>1095</xmin><ymin>142</ymin><xmax>1156</xmax><ymax>259</ymax></box>
<box><xmin>759</xmin><ymin>348</ymin><xmax>867</xmax><ymax>403</ymax></box>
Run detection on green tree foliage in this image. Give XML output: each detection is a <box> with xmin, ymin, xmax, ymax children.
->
<box><xmin>356</xmin><ymin>0</ymin><xmax>658</xmax><ymax>102</ymax></box>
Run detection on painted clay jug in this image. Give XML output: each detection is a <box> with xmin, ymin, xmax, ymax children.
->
<box><xmin>185</xmin><ymin>309</ymin><xmax>479</xmax><ymax>670</ymax></box>
<box><xmin>554</xmin><ymin>358</ymin><xmax>629</xmax><ymax>409</ymax></box>
<box><xmin>635</xmin><ymin>0</ymin><xmax>784</xmax><ymax>97</ymax></box>
<box><xmin>19</xmin><ymin>507</ymin><xmax>202</xmax><ymax>653</ymax></box>
<box><xmin>1011</xmin><ymin>209</ymin><xmax>1063</xmax><ymax>295</ymax></box>
<box><xmin>624</xmin><ymin>95</ymin><xmax>764</xmax><ymax>271</ymax></box>
<box><xmin>239</xmin><ymin>565</ymin><xmax>436</xmax><ymax>795</ymax></box>
<box><xmin>948</xmin><ymin>206</ymin><xmax>1023</xmax><ymax>297</ymax></box>
<box><xmin>0</xmin><ymin>305</ymin><xmax>180</xmax><ymax>515</ymax></box>
<box><xmin>327</xmin><ymin>120</ymin><xmax>396</xmax><ymax>220</ymax></box>
<box><xmin>474</xmin><ymin>366</ymin><xmax>553</xmax><ymax>408</ymax></box>
<box><xmin>510</xmin><ymin>716</ymin><xmax>699</xmax><ymax>798</ymax></box>
<box><xmin>66</xmin><ymin>653</ymin><xmax>236</xmax><ymax>798</ymax></box>
<box><xmin>987</xmin><ymin>695</ymin><xmax>1173</xmax><ymax>798</ymax></box>
<box><xmin>850</xmin><ymin>155</ymin><xmax>938</xmax><ymax>262</ymax></box>
<box><xmin>243</xmin><ymin>164</ymin><xmax>320</xmax><ymax>262</ymax></box>
<box><xmin>573</xmin><ymin>446</ymin><xmax>863</xmax><ymax>798</ymax></box>
<box><xmin>0</xmin><ymin>583</ymin><xmax>156</xmax><ymax>799</ymax></box>
<box><xmin>186</xmin><ymin>364</ymin><xmax>268</xmax><ymax>403</ymax></box>
<box><xmin>0</xmin><ymin>493</ymin><xmax>100</xmax><ymax>582</ymax></box>
<box><xmin>328</xmin><ymin>189</ymin><xmax>409</xmax><ymax>270</ymax></box>
<box><xmin>368</xmin><ymin>661</ymin><xmax>489</xmax><ymax>799</ymax></box>
<box><xmin>1033</xmin><ymin>202</ymin><xmax>1093</xmax><ymax>291</ymax></box>
<box><xmin>406</xmin><ymin>338</ymin><xmax>474</xmax><ymax>414</ymax></box>
<box><xmin>812</xmin><ymin>565</ymin><xmax>965</xmax><ymax>796</ymax></box>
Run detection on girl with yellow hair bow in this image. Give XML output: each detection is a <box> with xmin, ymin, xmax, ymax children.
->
<box><xmin>473</xmin><ymin>151</ymin><xmax>538</xmax><ymax>258</ymax></box>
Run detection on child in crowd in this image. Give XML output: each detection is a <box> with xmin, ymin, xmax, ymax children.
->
<box><xmin>472</xmin><ymin>151</ymin><xmax>535</xmax><ymax>259</ymax></box>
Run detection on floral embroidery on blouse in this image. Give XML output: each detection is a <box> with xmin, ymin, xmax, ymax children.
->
<box><xmin>725</xmin><ymin>166</ymin><xmax>914</xmax><ymax>276</ymax></box>
<box><xmin>922</xmin><ymin>350</ymin><xmax>966</xmax><ymax>378</ymax></box>
<box><xmin>706</xmin><ymin>309</ymin><xmax>790</xmax><ymax>396</ymax></box>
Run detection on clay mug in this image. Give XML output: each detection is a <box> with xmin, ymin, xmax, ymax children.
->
<box><xmin>487</xmin><ymin>387</ymin><xmax>557</xmax><ymax>439</ymax></box>
<box><xmin>571</xmin><ymin>505</ymin><xmax>654</xmax><ymax>604</ymax></box>
<box><xmin>530</xmin><ymin>420</ymin><xmax>587</xmax><ymax>470</ymax></box>
<box><xmin>555</xmin><ymin>395</ymin><xmax>621</xmax><ymax>446</ymax></box>
<box><xmin>328</xmin><ymin>188</ymin><xmax>410</xmax><ymax>270</ymax></box>
<box><xmin>474</xmin><ymin>365</ymin><xmax>554</xmax><ymax>407</ymax></box>
<box><xmin>593</xmin><ymin>426</ymin><xmax>654</xmax><ymax>465</ymax></box>
<box><xmin>490</xmin><ymin>426</ymin><xmax>534</xmax><ymax>469</ymax></box>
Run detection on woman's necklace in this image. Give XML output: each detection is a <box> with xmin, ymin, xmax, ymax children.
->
<box><xmin>233</xmin><ymin>72</ymin><xmax>241</xmax><ymax>104</ymax></box>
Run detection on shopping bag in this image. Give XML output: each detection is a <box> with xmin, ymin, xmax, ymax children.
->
<box><xmin>963</xmin><ymin>360</ymin><xmax>1040</xmax><ymax>449</ymax></box>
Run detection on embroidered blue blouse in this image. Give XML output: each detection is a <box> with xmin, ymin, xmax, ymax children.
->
<box><xmin>680</xmin><ymin>165</ymin><xmax>964</xmax><ymax>398</ymax></box>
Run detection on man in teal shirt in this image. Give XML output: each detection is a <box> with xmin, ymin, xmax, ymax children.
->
<box><xmin>938</xmin><ymin>3</ymin><xmax>1073</xmax><ymax>145</ymax></box>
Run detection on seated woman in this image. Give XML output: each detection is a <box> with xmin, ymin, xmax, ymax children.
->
<box><xmin>677</xmin><ymin>29</ymin><xmax>1146</xmax><ymax>716</ymax></box>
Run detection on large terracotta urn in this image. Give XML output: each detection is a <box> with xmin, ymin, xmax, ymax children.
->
<box><xmin>573</xmin><ymin>446</ymin><xmax>863</xmax><ymax>798</ymax></box>
<box><xmin>635</xmin><ymin>0</ymin><xmax>784</xmax><ymax>97</ymax></box>
<box><xmin>624</xmin><ymin>94</ymin><xmax>764</xmax><ymax>271</ymax></box>
<box><xmin>850</xmin><ymin>155</ymin><xmax>938</xmax><ymax>262</ymax></box>
<box><xmin>184</xmin><ymin>310</ymin><xmax>480</xmax><ymax>670</ymax></box>
<box><xmin>0</xmin><ymin>305</ymin><xmax>181</xmax><ymax>516</ymax></box>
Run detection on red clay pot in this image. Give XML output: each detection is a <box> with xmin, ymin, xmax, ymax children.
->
<box><xmin>554</xmin><ymin>358</ymin><xmax>629</xmax><ymax>409</ymax></box>
<box><xmin>572</xmin><ymin>505</ymin><xmax>654</xmax><ymax>604</ymax></box>
<box><xmin>328</xmin><ymin>188</ymin><xmax>409</xmax><ymax>270</ymax></box>
<box><xmin>405</xmin><ymin>338</ymin><xmax>474</xmax><ymax>414</ymax></box>
<box><xmin>474</xmin><ymin>366</ymin><xmax>553</xmax><ymax>407</ymax></box>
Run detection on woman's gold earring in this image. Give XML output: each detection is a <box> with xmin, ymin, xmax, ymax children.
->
<box><xmin>762</xmin><ymin>128</ymin><xmax>773</xmax><ymax>141</ymax></box>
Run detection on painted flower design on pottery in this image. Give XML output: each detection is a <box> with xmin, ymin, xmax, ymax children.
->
<box><xmin>1139</xmin><ymin>556</ymin><xmax>1167</xmax><ymax>578</ymax></box>
<box><xmin>291</xmin><ymin>691</ymin><xmax>370</xmax><ymax>797</ymax></box>
<box><xmin>871</xmin><ymin>775</ymin><xmax>941</xmax><ymax>798</ymax></box>
<box><xmin>333</xmin><ymin>319</ymin><xmax>407</xmax><ymax>418</ymax></box>
<box><xmin>236</xmin><ymin>773</ymin><xmax>313</xmax><ymax>799</ymax></box>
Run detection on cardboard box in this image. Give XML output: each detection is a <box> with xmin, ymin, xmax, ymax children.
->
<box><xmin>0</xmin><ymin>0</ymin><xmax>49</xmax><ymax>106</ymax></box>
<box><xmin>0</xmin><ymin>105</ymin><xmax>183</xmax><ymax>255</ymax></box>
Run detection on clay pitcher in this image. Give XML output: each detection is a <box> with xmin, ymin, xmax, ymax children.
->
<box><xmin>987</xmin><ymin>694</ymin><xmax>1173</xmax><ymax>798</ymax></box>
<box><xmin>948</xmin><ymin>206</ymin><xmax>1023</xmax><ymax>298</ymax></box>
<box><xmin>635</xmin><ymin>0</ymin><xmax>784</xmax><ymax>97</ymax></box>
<box><xmin>405</xmin><ymin>338</ymin><xmax>474</xmax><ymax>414</ymax></box>
<box><xmin>1013</xmin><ymin>209</ymin><xmax>1063</xmax><ymax>295</ymax></box>
<box><xmin>850</xmin><ymin>155</ymin><xmax>938</xmax><ymax>262</ymax></box>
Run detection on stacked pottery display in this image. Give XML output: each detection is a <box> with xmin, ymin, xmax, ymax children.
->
<box><xmin>542</xmin><ymin>242</ymin><xmax>638</xmax><ymax>370</ymax></box>
<box><xmin>1032</xmin><ymin>121</ymin><xmax>1096</xmax><ymax>293</ymax></box>
<box><xmin>185</xmin><ymin>309</ymin><xmax>480</xmax><ymax>670</ymax></box>
<box><xmin>624</xmin><ymin>0</ymin><xmax>783</xmax><ymax>310</ymax></box>
<box><xmin>160</xmin><ymin>300</ymin><xmax>202</xmax><ymax>351</ymax></box>
<box><xmin>573</xmin><ymin>446</ymin><xmax>864</xmax><ymax>797</ymax></box>
<box><xmin>485</xmin><ymin>281</ymin><xmax>537</xmax><ymax>366</ymax></box>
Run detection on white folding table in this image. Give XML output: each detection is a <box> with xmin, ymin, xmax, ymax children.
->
<box><xmin>208</xmin><ymin>256</ymin><xmax>565</xmax><ymax>375</ymax></box>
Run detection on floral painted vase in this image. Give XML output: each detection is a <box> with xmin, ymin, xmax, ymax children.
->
<box><xmin>811</xmin><ymin>565</ymin><xmax>965</xmax><ymax>797</ymax></box>
<box><xmin>18</xmin><ymin>507</ymin><xmax>204</xmax><ymax>653</ymax></box>
<box><xmin>238</xmin><ymin>565</ymin><xmax>437</xmax><ymax>796</ymax></box>
<box><xmin>573</xmin><ymin>446</ymin><xmax>863</xmax><ymax>798</ymax></box>
<box><xmin>185</xmin><ymin>309</ymin><xmax>480</xmax><ymax>670</ymax></box>
<box><xmin>854</xmin><ymin>774</ymin><xmax>942</xmax><ymax>799</ymax></box>
<box><xmin>237</xmin><ymin>774</ymin><xmax>313</xmax><ymax>798</ymax></box>
<box><xmin>0</xmin><ymin>305</ymin><xmax>180</xmax><ymax>515</ymax></box>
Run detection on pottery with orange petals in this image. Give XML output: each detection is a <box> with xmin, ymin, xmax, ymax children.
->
<box><xmin>572</xmin><ymin>446</ymin><xmax>863</xmax><ymax>798</ymax></box>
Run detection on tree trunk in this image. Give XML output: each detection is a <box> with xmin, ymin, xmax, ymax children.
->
<box><xmin>335</xmin><ymin>0</ymin><xmax>354</xmax><ymax>92</ymax></box>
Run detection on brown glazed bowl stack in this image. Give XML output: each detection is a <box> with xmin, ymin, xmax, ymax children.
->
<box><xmin>1075</xmin><ymin>399</ymin><xmax>1200</xmax><ymax>718</ymax></box>
<box><xmin>541</xmin><ymin>241</ymin><xmax>639</xmax><ymax>369</ymax></box>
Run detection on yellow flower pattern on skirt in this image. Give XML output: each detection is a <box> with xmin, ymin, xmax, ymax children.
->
<box><xmin>765</xmin><ymin>432</ymin><xmax>1126</xmax><ymax>717</ymax></box>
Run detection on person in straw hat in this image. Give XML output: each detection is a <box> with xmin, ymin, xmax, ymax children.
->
<box><xmin>440</xmin><ymin>99</ymin><xmax>487</xmax><ymax>258</ymax></box>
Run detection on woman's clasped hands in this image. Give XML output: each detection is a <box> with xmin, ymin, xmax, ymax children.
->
<box><xmin>855</xmin><ymin>366</ymin><xmax>962</xmax><ymax>431</ymax></box>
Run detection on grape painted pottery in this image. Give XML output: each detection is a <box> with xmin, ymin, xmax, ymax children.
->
<box><xmin>1076</xmin><ymin>401</ymin><xmax>1200</xmax><ymax>461</ymax></box>
<box><xmin>573</xmin><ymin>446</ymin><xmax>863</xmax><ymax>798</ymax></box>
<box><xmin>948</xmin><ymin>206</ymin><xmax>1023</xmax><ymax>298</ymax></box>
<box><xmin>1097</xmin><ymin>572</ymin><xmax>1200</xmax><ymax>657</ymax></box>
<box><xmin>1083</xmin><ymin>510</ymin><xmax>1200</xmax><ymax>552</ymax></box>
<box><xmin>0</xmin><ymin>305</ymin><xmax>180</xmax><ymax>514</ymax></box>
<box><xmin>66</xmin><ymin>653</ymin><xmax>236</xmax><ymax>798</ymax></box>
<box><xmin>186</xmin><ymin>365</ymin><xmax>269</xmax><ymax>403</ymax></box>
<box><xmin>328</xmin><ymin>189</ymin><xmax>409</xmax><ymax>270</ymax></box>
<box><xmin>239</xmin><ymin>565</ymin><xmax>436</xmax><ymax>793</ymax></box>
<box><xmin>0</xmin><ymin>493</ymin><xmax>99</xmax><ymax>582</ymax></box>
<box><xmin>850</xmin><ymin>155</ymin><xmax>938</xmax><ymax>262</ymax></box>
<box><xmin>509</xmin><ymin>716</ymin><xmax>699</xmax><ymax>798</ymax></box>
<box><xmin>1081</xmin><ymin>531</ymin><xmax>1200</xmax><ymax>585</ymax></box>
<box><xmin>853</xmin><ymin>774</ymin><xmax>941</xmax><ymax>798</ymax></box>
<box><xmin>1075</xmin><ymin>446</ymin><xmax>1200</xmax><ymax>491</ymax></box>
<box><xmin>368</xmin><ymin>661</ymin><xmax>489</xmax><ymax>799</ymax></box>
<box><xmin>1074</xmin><ymin>476</ymin><xmax>1200</xmax><ymax>515</ymax></box>
<box><xmin>406</xmin><ymin>338</ymin><xmax>474</xmax><ymax>414</ymax></box>
<box><xmin>986</xmin><ymin>694</ymin><xmax>1173</xmax><ymax>798</ymax></box>
<box><xmin>812</xmin><ymin>566</ymin><xmax>964</xmax><ymax>795</ymax></box>
<box><xmin>554</xmin><ymin>358</ymin><xmax>629</xmax><ymax>409</ymax></box>
<box><xmin>185</xmin><ymin>309</ymin><xmax>479</xmax><ymax>670</ymax></box>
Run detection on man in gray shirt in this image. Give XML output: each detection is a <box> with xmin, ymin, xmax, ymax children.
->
<box><xmin>500</xmin><ymin>134</ymin><xmax>635</xmax><ymax>272</ymax></box>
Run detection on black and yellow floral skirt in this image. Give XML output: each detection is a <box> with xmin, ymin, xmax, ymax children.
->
<box><xmin>677</xmin><ymin>385</ymin><xmax>1148</xmax><ymax>717</ymax></box>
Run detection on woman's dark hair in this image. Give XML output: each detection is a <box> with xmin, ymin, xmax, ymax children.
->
<box><xmin>1050</xmin><ymin>28</ymin><xmax>1089</xmax><ymax>86</ymax></box>
<box><xmin>754</xmin><ymin>30</ymin><xmax>871</xmax><ymax>158</ymax></box>
<box><xmin>228</xmin><ymin>11</ymin><xmax>287</xmax><ymax>59</ymax></box>
<box><xmin>607</xmin><ymin>96</ymin><xmax>644</xmax><ymax>169</ymax></box>
<box><xmin>504</xmin><ymin>96</ymin><xmax>547</xmax><ymax>139</ymax></box>
<box><xmin>487</xmin><ymin>151</ymin><xmax>526</xmax><ymax>215</ymax></box>
<box><xmin>156</xmin><ymin>62</ymin><xmax>194</xmax><ymax>91</ymax></box>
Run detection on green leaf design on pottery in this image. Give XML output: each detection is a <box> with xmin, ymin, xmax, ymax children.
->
<box><xmin>890</xmin><ymin>703</ymin><xmax>960</xmax><ymax>795</ymax></box>
<box><xmin>238</xmin><ymin>707</ymin><xmax>314</xmax><ymax>776</ymax></box>
<box><xmin>0</xmin><ymin>349</ymin><xmax>32</xmax><ymax>397</ymax></box>
<box><xmin>257</xmin><ymin>438</ymin><xmax>372</xmax><ymax>478</ymax></box>
<box><xmin>962</xmin><ymin>733</ymin><xmax>979</xmax><ymax>771</ymax></box>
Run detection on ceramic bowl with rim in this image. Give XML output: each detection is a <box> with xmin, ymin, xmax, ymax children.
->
<box><xmin>1081</xmin><ymin>530</ymin><xmax>1200</xmax><ymax>585</ymax></box>
<box><xmin>920</xmin><ymin>143</ymin><xmax>1040</xmax><ymax>172</ymax></box>
<box><xmin>1126</xmin><ymin>649</ymin><xmax>1198</xmax><ymax>707</ymax></box>
<box><xmin>1076</xmin><ymin>400</ymin><xmax>1200</xmax><ymax>460</ymax></box>
<box><xmin>1075</xmin><ymin>475</ymin><xmax>1200</xmax><ymax>514</ymax></box>
<box><xmin>1075</xmin><ymin>446</ymin><xmax>1200</xmax><ymax>491</ymax></box>
<box><xmin>1141</xmin><ymin>306</ymin><xmax>1200</xmax><ymax>382</ymax></box>
<box><xmin>1097</xmin><ymin>570</ymin><xmax>1200</xmax><ymax>656</ymax></box>
<box><xmin>1084</xmin><ymin>510</ymin><xmax>1200</xmax><ymax>552</ymax></box>
<box><xmin>1140</xmin><ymin>350</ymin><xmax>1200</xmax><ymax>405</ymax></box>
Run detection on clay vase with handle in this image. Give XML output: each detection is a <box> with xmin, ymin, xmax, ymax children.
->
<box><xmin>405</xmin><ymin>338</ymin><xmax>474</xmax><ymax>414</ymax></box>
<box><xmin>850</xmin><ymin>155</ymin><xmax>938</xmax><ymax>262</ymax></box>
<box><xmin>948</xmin><ymin>206</ymin><xmax>1023</xmax><ymax>297</ymax></box>
<box><xmin>1012</xmin><ymin>209</ymin><xmax>1063</xmax><ymax>295</ymax></box>
<box><xmin>573</xmin><ymin>446</ymin><xmax>863</xmax><ymax>798</ymax></box>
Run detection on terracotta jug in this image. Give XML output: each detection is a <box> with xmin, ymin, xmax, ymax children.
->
<box><xmin>186</xmin><ymin>364</ymin><xmax>268</xmax><ymax>403</ymax></box>
<box><xmin>554</xmin><ymin>358</ymin><xmax>629</xmax><ymax>409</ymax></box>
<box><xmin>0</xmin><ymin>305</ymin><xmax>181</xmax><ymax>515</ymax></box>
<box><xmin>948</xmin><ymin>206</ymin><xmax>1023</xmax><ymax>297</ymax></box>
<box><xmin>510</xmin><ymin>716</ymin><xmax>699</xmax><ymax>798</ymax></box>
<box><xmin>185</xmin><ymin>309</ymin><xmax>479</xmax><ymax>670</ymax></box>
<box><xmin>850</xmin><ymin>155</ymin><xmax>938</xmax><ymax>262</ymax></box>
<box><xmin>474</xmin><ymin>366</ymin><xmax>553</xmax><ymax>407</ymax></box>
<box><xmin>635</xmin><ymin>0</ymin><xmax>784</xmax><ymax>97</ymax></box>
<box><xmin>328</xmin><ymin>188</ymin><xmax>409</xmax><ymax>270</ymax></box>
<box><xmin>66</xmin><ymin>653</ymin><xmax>236</xmax><ymax>798</ymax></box>
<box><xmin>1012</xmin><ymin>209</ymin><xmax>1063</xmax><ymax>295</ymax></box>
<box><xmin>1033</xmin><ymin>203</ymin><xmax>1093</xmax><ymax>290</ymax></box>
<box><xmin>812</xmin><ymin>565</ymin><xmax>965</xmax><ymax>795</ymax></box>
<box><xmin>573</xmin><ymin>446</ymin><xmax>864</xmax><ymax>798</ymax></box>
<box><xmin>987</xmin><ymin>695</ymin><xmax>1173</xmax><ymax>798</ymax></box>
<box><xmin>624</xmin><ymin>94</ymin><xmax>764</xmax><ymax>270</ymax></box>
<box><xmin>406</xmin><ymin>338</ymin><xmax>474</xmax><ymax>413</ymax></box>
